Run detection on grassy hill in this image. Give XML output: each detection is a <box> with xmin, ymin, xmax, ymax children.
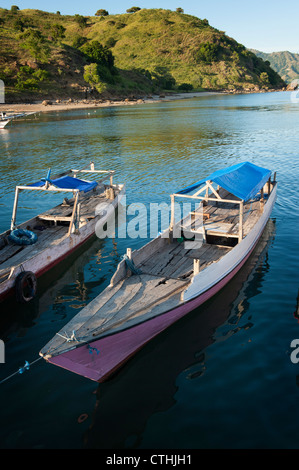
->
<box><xmin>250</xmin><ymin>49</ymin><xmax>299</xmax><ymax>84</ymax></box>
<box><xmin>0</xmin><ymin>7</ymin><xmax>286</xmax><ymax>101</ymax></box>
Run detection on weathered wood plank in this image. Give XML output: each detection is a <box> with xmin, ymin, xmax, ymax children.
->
<box><xmin>187</xmin><ymin>244</ymin><xmax>231</xmax><ymax>260</ymax></box>
<box><xmin>0</xmin><ymin>244</ymin><xmax>24</xmax><ymax>264</ymax></box>
<box><xmin>42</xmin><ymin>278</ymin><xmax>128</xmax><ymax>353</ymax></box>
<box><xmin>38</xmin><ymin>204</ymin><xmax>74</xmax><ymax>219</ymax></box>
<box><xmin>0</xmin><ymin>225</ymin><xmax>66</xmax><ymax>271</ymax></box>
<box><xmin>166</xmin><ymin>256</ymin><xmax>193</xmax><ymax>278</ymax></box>
<box><xmin>84</xmin><ymin>275</ymin><xmax>188</xmax><ymax>337</ymax></box>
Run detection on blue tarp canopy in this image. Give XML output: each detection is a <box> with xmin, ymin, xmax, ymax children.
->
<box><xmin>177</xmin><ymin>162</ymin><xmax>271</xmax><ymax>201</ymax></box>
<box><xmin>29</xmin><ymin>175</ymin><xmax>98</xmax><ymax>193</ymax></box>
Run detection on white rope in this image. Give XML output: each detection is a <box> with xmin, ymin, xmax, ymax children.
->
<box><xmin>56</xmin><ymin>330</ymin><xmax>78</xmax><ymax>342</ymax></box>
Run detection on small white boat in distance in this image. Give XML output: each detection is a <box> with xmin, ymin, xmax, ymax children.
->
<box><xmin>0</xmin><ymin>162</ymin><xmax>125</xmax><ymax>302</ymax></box>
<box><xmin>0</xmin><ymin>111</ymin><xmax>35</xmax><ymax>128</ymax></box>
<box><xmin>40</xmin><ymin>162</ymin><xmax>277</xmax><ymax>382</ymax></box>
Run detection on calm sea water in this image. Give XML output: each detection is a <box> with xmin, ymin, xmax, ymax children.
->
<box><xmin>0</xmin><ymin>91</ymin><xmax>298</xmax><ymax>450</ymax></box>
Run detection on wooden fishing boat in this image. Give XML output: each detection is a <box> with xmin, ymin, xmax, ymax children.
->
<box><xmin>40</xmin><ymin>162</ymin><xmax>277</xmax><ymax>382</ymax></box>
<box><xmin>0</xmin><ymin>162</ymin><xmax>125</xmax><ymax>302</ymax></box>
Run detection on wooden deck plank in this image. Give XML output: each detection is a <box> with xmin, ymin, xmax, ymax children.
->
<box><xmin>168</xmin><ymin>257</ymin><xmax>194</xmax><ymax>278</ymax></box>
<box><xmin>0</xmin><ymin>225</ymin><xmax>67</xmax><ymax>271</ymax></box>
<box><xmin>38</xmin><ymin>202</ymin><xmax>74</xmax><ymax>219</ymax></box>
<box><xmin>82</xmin><ymin>274</ymin><xmax>188</xmax><ymax>337</ymax></box>
<box><xmin>139</xmin><ymin>238</ymin><xmax>229</xmax><ymax>279</ymax></box>
<box><xmin>186</xmin><ymin>244</ymin><xmax>231</xmax><ymax>260</ymax></box>
<box><xmin>0</xmin><ymin>244</ymin><xmax>24</xmax><ymax>264</ymax></box>
<box><xmin>41</xmin><ymin>278</ymin><xmax>127</xmax><ymax>354</ymax></box>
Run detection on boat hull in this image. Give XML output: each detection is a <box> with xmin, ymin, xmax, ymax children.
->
<box><xmin>0</xmin><ymin>120</ymin><xmax>9</xmax><ymax>129</ymax></box>
<box><xmin>0</xmin><ymin>185</ymin><xmax>125</xmax><ymax>302</ymax></box>
<box><xmin>47</xmin><ymin>185</ymin><xmax>277</xmax><ymax>382</ymax></box>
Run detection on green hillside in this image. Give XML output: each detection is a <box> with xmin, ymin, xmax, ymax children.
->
<box><xmin>250</xmin><ymin>49</ymin><xmax>299</xmax><ymax>84</ymax></box>
<box><xmin>0</xmin><ymin>7</ymin><xmax>286</xmax><ymax>101</ymax></box>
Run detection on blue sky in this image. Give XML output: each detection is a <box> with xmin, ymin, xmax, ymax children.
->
<box><xmin>1</xmin><ymin>0</ymin><xmax>298</xmax><ymax>53</ymax></box>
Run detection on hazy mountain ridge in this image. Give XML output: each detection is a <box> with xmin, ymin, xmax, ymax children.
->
<box><xmin>250</xmin><ymin>49</ymin><xmax>299</xmax><ymax>84</ymax></box>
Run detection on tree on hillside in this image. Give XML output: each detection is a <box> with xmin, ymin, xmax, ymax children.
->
<box><xmin>51</xmin><ymin>23</ymin><xmax>66</xmax><ymax>43</ymax></box>
<box><xmin>95</xmin><ymin>9</ymin><xmax>109</xmax><ymax>16</ymax></box>
<box><xmin>260</xmin><ymin>72</ymin><xmax>270</xmax><ymax>86</ymax></box>
<box><xmin>178</xmin><ymin>83</ymin><xmax>193</xmax><ymax>91</ymax></box>
<box><xmin>20</xmin><ymin>29</ymin><xmax>50</xmax><ymax>63</ymax></box>
<box><xmin>15</xmin><ymin>65</ymin><xmax>49</xmax><ymax>90</ymax></box>
<box><xmin>81</xmin><ymin>40</ymin><xmax>114</xmax><ymax>68</ymax></box>
<box><xmin>176</xmin><ymin>7</ymin><xmax>184</xmax><ymax>13</ymax></box>
<box><xmin>72</xmin><ymin>34</ymin><xmax>87</xmax><ymax>48</ymax></box>
<box><xmin>83</xmin><ymin>63</ymin><xmax>107</xmax><ymax>93</ymax></box>
<box><xmin>150</xmin><ymin>66</ymin><xmax>176</xmax><ymax>90</ymax></box>
<box><xmin>74</xmin><ymin>14</ymin><xmax>88</xmax><ymax>28</ymax></box>
<box><xmin>12</xmin><ymin>17</ymin><xmax>24</xmax><ymax>31</ymax></box>
<box><xmin>197</xmin><ymin>42</ymin><xmax>219</xmax><ymax>64</ymax></box>
<box><xmin>126</xmin><ymin>7</ymin><xmax>141</xmax><ymax>13</ymax></box>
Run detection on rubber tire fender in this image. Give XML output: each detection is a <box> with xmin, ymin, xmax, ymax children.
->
<box><xmin>15</xmin><ymin>271</ymin><xmax>37</xmax><ymax>303</ymax></box>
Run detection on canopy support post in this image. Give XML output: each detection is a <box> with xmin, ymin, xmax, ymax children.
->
<box><xmin>169</xmin><ymin>194</ymin><xmax>175</xmax><ymax>242</ymax></box>
<box><xmin>260</xmin><ymin>187</ymin><xmax>264</xmax><ymax>212</ymax></box>
<box><xmin>238</xmin><ymin>201</ymin><xmax>244</xmax><ymax>243</ymax></box>
<box><xmin>68</xmin><ymin>191</ymin><xmax>80</xmax><ymax>236</ymax></box>
<box><xmin>267</xmin><ymin>177</ymin><xmax>271</xmax><ymax>196</ymax></box>
<box><xmin>10</xmin><ymin>187</ymin><xmax>20</xmax><ymax>231</ymax></box>
<box><xmin>193</xmin><ymin>258</ymin><xmax>200</xmax><ymax>275</ymax></box>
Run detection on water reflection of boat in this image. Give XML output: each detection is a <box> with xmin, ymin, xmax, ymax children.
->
<box><xmin>40</xmin><ymin>162</ymin><xmax>277</xmax><ymax>382</ymax></box>
<box><xmin>83</xmin><ymin>220</ymin><xmax>276</xmax><ymax>449</ymax></box>
<box><xmin>0</xmin><ymin>162</ymin><xmax>125</xmax><ymax>303</ymax></box>
<box><xmin>0</xmin><ymin>234</ymin><xmax>117</xmax><ymax>340</ymax></box>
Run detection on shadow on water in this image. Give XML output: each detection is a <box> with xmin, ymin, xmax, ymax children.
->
<box><xmin>82</xmin><ymin>219</ymin><xmax>276</xmax><ymax>449</ymax></box>
<box><xmin>0</xmin><ymin>234</ymin><xmax>120</xmax><ymax>340</ymax></box>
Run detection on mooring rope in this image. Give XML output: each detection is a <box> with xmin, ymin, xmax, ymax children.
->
<box><xmin>122</xmin><ymin>254</ymin><xmax>142</xmax><ymax>275</ymax></box>
<box><xmin>56</xmin><ymin>330</ymin><xmax>79</xmax><ymax>342</ymax></box>
<box><xmin>0</xmin><ymin>356</ymin><xmax>43</xmax><ymax>385</ymax></box>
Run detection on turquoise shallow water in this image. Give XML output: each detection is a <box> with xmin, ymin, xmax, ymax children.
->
<box><xmin>0</xmin><ymin>91</ymin><xmax>298</xmax><ymax>449</ymax></box>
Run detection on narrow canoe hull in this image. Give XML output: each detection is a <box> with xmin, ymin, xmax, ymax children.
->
<box><xmin>0</xmin><ymin>185</ymin><xmax>125</xmax><ymax>302</ymax></box>
<box><xmin>0</xmin><ymin>120</ymin><xmax>9</xmax><ymax>129</ymax></box>
<box><xmin>47</xmin><ymin>184</ymin><xmax>277</xmax><ymax>382</ymax></box>
<box><xmin>0</xmin><ymin>113</ymin><xmax>34</xmax><ymax>129</ymax></box>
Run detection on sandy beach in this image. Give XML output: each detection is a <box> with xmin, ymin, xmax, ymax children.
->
<box><xmin>0</xmin><ymin>92</ymin><xmax>219</xmax><ymax>116</ymax></box>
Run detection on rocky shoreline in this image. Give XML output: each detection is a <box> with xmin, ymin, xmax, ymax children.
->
<box><xmin>0</xmin><ymin>92</ymin><xmax>218</xmax><ymax>115</ymax></box>
<box><xmin>0</xmin><ymin>88</ymin><xmax>290</xmax><ymax>116</ymax></box>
